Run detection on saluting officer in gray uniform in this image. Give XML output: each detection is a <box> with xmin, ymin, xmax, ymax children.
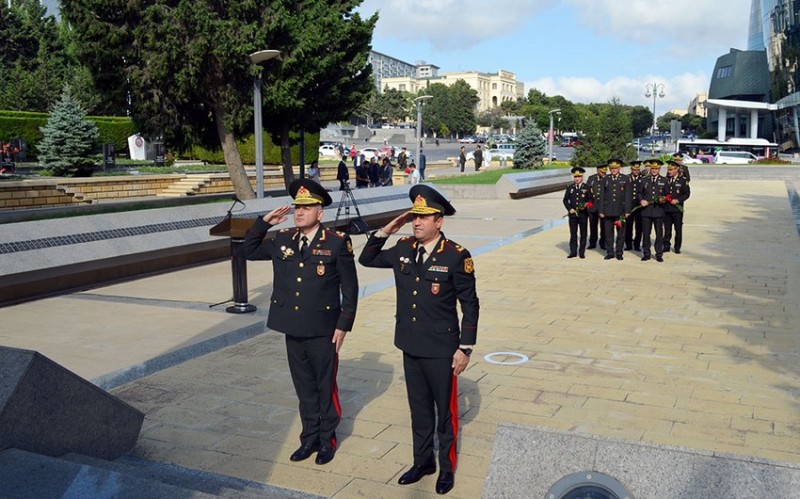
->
<box><xmin>597</xmin><ymin>158</ymin><xmax>632</xmax><ymax>260</ymax></box>
<box><xmin>359</xmin><ymin>184</ymin><xmax>479</xmax><ymax>496</ymax></box>
<box><xmin>637</xmin><ymin>159</ymin><xmax>669</xmax><ymax>262</ymax></box>
<box><xmin>243</xmin><ymin>179</ymin><xmax>358</xmax><ymax>466</ymax></box>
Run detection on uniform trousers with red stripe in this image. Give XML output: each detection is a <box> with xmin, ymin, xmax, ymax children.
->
<box><xmin>285</xmin><ymin>335</ymin><xmax>341</xmax><ymax>449</ymax></box>
<box><xmin>403</xmin><ymin>352</ymin><xmax>459</xmax><ymax>472</ymax></box>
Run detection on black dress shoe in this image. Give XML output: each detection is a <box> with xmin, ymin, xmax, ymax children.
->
<box><xmin>656</xmin><ymin>255</ymin><xmax>664</xmax><ymax>262</ymax></box>
<box><xmin>587</xmin><ymin>244</ymin><xmax>596</xmax><ymax>249</ymax></box>
<box><xmin>579</xmin><ymin>254</ymin><xmax>585</xmax><ymax>259</ymax></box>
<box><xmin>674</xmin><ymin>249</ymin><xmax>681</xmax><ymax>254</ymax></box>
<box><xmin>624</xmin><ymin>245</ymin><xmax>632</xmax><ymax>250</ymax></box>
<box><xmin>315</xmin><ymin>446</ymin><xmax>335</xmax><ymax>465</ymax></box>
<box><xmin>604</xmin><ymin>255</ymin><xmax>613</xmax><ymax>260</ymax></box>
<box><xmin>436</xmin><ymin>471</ymin><xmax>455</xmax><ymax>495</ymax></box>
<box><xmin>634</xmin><ymin>246</ymin><xmax>641</xmax><ymax>252</ymax></box>
<box><xmin>641</xmin><ymin>255</ymin><xmax>650</xmax><ymax>261</ymax></box>
<box><xmin>567</xmin><ymin>254</ymin><xmax>577</xmax><ymax>258</ymax></box>
<box><xmin>289</xmin><ymin>443</ymin><xmax>319</xmax><ymax>462</ymax></box>
<box><xmin>398</xmin><ymin>463</ymin><xmax>436</xmax><ymax>485</ymax></box>
<box><xmin>616</xmin><ymin>255</ymin><xmax>623</xmax><ymax>260</ymax></box>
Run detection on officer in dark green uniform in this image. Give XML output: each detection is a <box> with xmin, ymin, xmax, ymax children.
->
<box><xmin>625</xmin><ymin>161</ymin><xmax>644</xmax><ymax>251</ymax></box>
<box><xmin>663</xmin><ymin>160</ymin><xmax>691</xmax><ymax>254</ymax></box>
<box><xmin>597</xmin><ymin>158</ymin><xmax>631</xmax><ymax>260</ymax></box>
<box><xmin>359</xmin><ymin>185</ymin><xmax>479</xmax><ymax>496</ymax></box>
<box><xmin>637</xmin><ymin>159</ymin><xmax>668</xmax><ymax>262</ymax></box>
<box><xmin>586</xmin><ymin>163</ymin><xmax>608</xmax><ymax>250</ymax></box>
<box><xmin>242</xmin><ymin>179</ymin><xmax>359</xmax><ymax>466</ymax></box>
<box><xmin>562</xmin><ymin>166</ymin><xmax>592</xmax><ymax>258</ymax></box>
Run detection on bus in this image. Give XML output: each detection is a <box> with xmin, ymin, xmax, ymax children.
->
<box><xmin>674</xmin><ymin>138</ymin><xmax>777</xmax><ymax>163</ymax></box>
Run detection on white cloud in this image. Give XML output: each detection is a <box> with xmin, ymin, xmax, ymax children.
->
<box><xmin>564</xmin><ymin>0</ymin><xmax>752</xmax><ymax>55</ymax></box>
<box><xmin>360</xmin><ymin>0</ymin><xmax>548</xmax><ymax>49</ymax></box>
<box><xmin>526</xmin><ymin>72</ymin><xmax>709</xmax><ymax>113</ymax></box>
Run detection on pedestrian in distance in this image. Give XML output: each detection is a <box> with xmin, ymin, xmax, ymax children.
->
<box><xmin>408</xmin><ymin>161</ymin><xmax>421</xmax><ymax>185</ymax></box>
<box><xmin>418</xmin><ymin>150</ymin><xmax>427</xmax><ymax>180</ymax></box>
<box><xmin>337</xmin><ymin>158</ymin><xmax>349</xmax><ymax>191</ymax></box>
<box><xmin>474</xmin><ymin>145</ymin><xmax>483</xmax><ymax>171</ymax></box>
<box><xmin>307</xmin><ymin>159</ymin><xmax>321</xmax><ymax>184</ymax></box>
<box><xmin>358</xmin><ymin>184</ymin><xmax>479</xmax><ymax>496</ymax></box>
<box><xmin>242</xmin><ymin>179</ymin><xmax>359</xmax><ymax>466</ymax></box>
<box><xmin>459</xmin><ymin>146</ymin><xmax>467</xmax><ymax>173</ymax></box>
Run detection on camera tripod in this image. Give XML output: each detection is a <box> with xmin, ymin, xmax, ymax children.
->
<box><xmin>335</xmin><ymin>181</ymin><xmax>370</xmax><ymax>235</ymax></box>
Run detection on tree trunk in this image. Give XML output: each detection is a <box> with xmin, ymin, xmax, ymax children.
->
<box><xmin>280</xmin><ymin>124</ymin><xmax>295</xmax><ymax>190</ymax></box>
<box><xmin>212</xmin><ymin>101</ymin><xmax>256</xmax><ymax>200</ymax></box>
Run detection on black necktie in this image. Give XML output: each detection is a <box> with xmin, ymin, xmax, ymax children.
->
<box><xmin>416</xmin><ymin>246</ymin><xmax>426</xmax><ymax>268</ymax></box>
<box><xmin>300</xmin><ymin>236</ymin><xmax>308</xmax><ymax>257</ymax></box>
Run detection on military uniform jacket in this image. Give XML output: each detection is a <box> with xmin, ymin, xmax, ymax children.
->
<box><xmin>562</xmin><ymin>181</ymin><xmax>593</xmax><ymax>218</ymax></box>
<box><xmin>597</xmin><ymin>173</ymin><xmax>632</xmax><ymax>217</ymax></box>
<box><xmin>637</xmin><ymin>174</ymin><xmax>669</xmax><ymax>218</ymax></box>
<box><xmin>242</xmin><ymin>218</ymin><xmax>358</xmax><ymax>337</ymax></box>
<box><xmin>664</xmin><ymin>175</ymin><xmax>690</xmax><ymax>213</ymax></box>
<box><xmin>627</xmin><ymin>174</ymin><xmax>644</xmax><ymax>203</ymax></box>
<box><xmin>359</xmin><ymin>233</ymin><xmax>479</xmax><ymax>358</ymax></box>
<box><xmin>585</xmin><ymin>174</ymin><xmax>603</xmax><ymax>213</ymax></box>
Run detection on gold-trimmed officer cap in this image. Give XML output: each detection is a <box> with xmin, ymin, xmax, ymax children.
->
<box><xmin>630</xmin><ymin>160</ymin><xmax>642</xmax><ymax>170</ymax></box>
<box><xmin>667</xmin><ymin>160</ymin><xmax>680</xmax><ymax>170</ymax></box>
<box><xmin>409</xmin><ymin>184</ymin><xmax>456</xmax><ymax>216</ymax></box>
<box><xmin>596</xmin><ymin>163</ymin><xmax>609</xmax><ymax>172</ymax></box>
<box><xmin>645</xmin><ymin>158</ymin><xmax>664</xmax><ymax>167</ymax></box>
<box><xmin>289</xmin><ymin>178</ymin><xmax>332</xmax><ymax>207</ymax></box>
<box><xmin>673</xmin><ymin>152</ymin><xmax>684</xmax><ymax>159</ymax></box>
<box><xmin>571</xmin><ymin>166</ymin><xmax>586</xmax><ymax>177</ymax></box>
<box><xmin>607</xmin><ymin>158</ymin><xmax>624</xmax><ymax>167</ymax></box>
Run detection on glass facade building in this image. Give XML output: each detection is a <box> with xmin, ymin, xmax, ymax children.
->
<box><xmin>748</xmin><ymin>0</ymin><xmax>800</xmax><ymax>150</ymax></box>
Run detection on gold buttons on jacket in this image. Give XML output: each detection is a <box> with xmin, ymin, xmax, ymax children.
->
<box><xmin>412</xmin><ymin>304</ymin><xmax>416</xmax><ymax>309</ymax></box>
<box><xmin>412</xmin><ymin>317</ymin><xmax>416</xmax><ymax>322</ymax></box>
<box><xmin>295</xmin><ymin>291</ymin><xmax>300</xmax><ymax>297</ymax></box>
<box><xmin>294</xmin><ymin>306</ymin><xmax>299</xmax><ymax>311</ymax></box>
<box><xmin>415</xmin><ymin>277</ymin><xmax>420</xmax><ymax>282</ymax></box>
<box><xmin>297</xmin><ymin>277</ymin><xmax>302</xmax><ymax>282</ymax></box>
<box><xmin>299</xmin><ymin>263</ymin><xmax>304</xmax><ymax>268</ymax></box>
<box><xmin>412</xmin><ymin>290</ymin><xmax>417</xmax><ymax>296</ymax></box>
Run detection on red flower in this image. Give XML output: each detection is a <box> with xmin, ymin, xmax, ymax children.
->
<box><xmin>614</xmin><ymin>220</ymin><xmax>623</xmax><ymax>228</ymax></box>
<box><xmin>585</xmin><ymin>201</ymin><xmax>594</xmax><ymax>210</ymax></box>
<box><xmin>665</xmin><ymin>194</ymin><xmax>674</xmax><ymax>203</ymax></box>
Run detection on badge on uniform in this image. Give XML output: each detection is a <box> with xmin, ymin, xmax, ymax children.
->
<box><xmin>431</xmin><ymin>283</ymin><xmax>440</xmax><ymax>295</ymax></box>
<box><xmin>399</xmin><ymin>256</ymin><xmax>410</xmax><ymax>274</ymax></box>
<box><xmin>464</xmin><ymin>257</ymin><xmax>474</xmax><ymax>274</ymax></box>
<box><xmin>317</xmin><ymin>263</ymin><xmax>325</xmax><ymax>276</ymax></box>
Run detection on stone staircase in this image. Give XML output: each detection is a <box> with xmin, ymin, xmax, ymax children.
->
<box><xmin>157</xmin><ymin>174</ymin><xmax>213</xmax><ymax>197</ymax></box>
<box><xmin>0</xmin><ymin>448</ymin><xmax>321</xmax><ymax>498</ymax></box>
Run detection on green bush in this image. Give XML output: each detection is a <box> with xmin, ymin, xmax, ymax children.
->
<box><xmin>182</xmin><ymin>131</ymin><xmax>320</xmax><ymax>165</ymax></box>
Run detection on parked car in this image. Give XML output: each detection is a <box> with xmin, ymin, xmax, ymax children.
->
<box><xmin>680</xmin><ymin>155</ymin><xmax>703</xmax><ymax>165</ymax></box>
<box><xmin>360</xmin><ymin>147</ymin><xmax>381</xmax><ymax>160</ymax></box>
<box><xmin>713</xmin><ymin>150</ymin><xmax>759</xmax><ymax>164</ymax></box>
<box><xmin>318</xmin><ymin>144</ymin><xmax>343</xmax><ymax>158</ymax></box>
<box><xmin>458</xmin><ymin>136</ymin><xmax>476</xmax><ymax>143</ymax></box>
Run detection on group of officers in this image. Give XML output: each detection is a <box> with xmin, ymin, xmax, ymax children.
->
<box><xmin>563</xmin><ymin>152</ymin><xmax>691</xmax><ymax>262</ymax></box>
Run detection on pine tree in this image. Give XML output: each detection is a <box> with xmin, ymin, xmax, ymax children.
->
<box><xmin>38</xmin><ymin>86</ymin><xmax>100</xmax><ymax>177</ymax></box>
<box><xmin>513</xmin><ymin>121</ymin><xmax>547</xmax><ymax>169</ymax></box>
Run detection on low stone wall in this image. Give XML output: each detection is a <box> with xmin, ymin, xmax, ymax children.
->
<box><xmin>61</xmin><ymin>175</ymin><xmax>180</xmax><ymax>201</ymax></box>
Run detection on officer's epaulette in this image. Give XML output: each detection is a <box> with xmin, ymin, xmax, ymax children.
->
<box><xmin>279</xmin><ymin>228</ymin><xmax>292</xmax><ymax>233</ymax></box>
<box><xmin>439</xmin><ymin>239</ymin><xmax>464</xmax><ymax>253</ymax></box>
<box><xmin>399</xmin><ymin>236</ymin><xmax>414</xmax><ymax>242</ymax></box>
<box><xmin>323</xmin><ymin>228</ymin><xmax>346</xmax><ymax>239</ymax></box>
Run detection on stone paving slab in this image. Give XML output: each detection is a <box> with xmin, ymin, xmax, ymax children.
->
<box><xmin>1</xmin><ymin>177</ymin><xmax>799</xmax><ymax>497</ymax></box>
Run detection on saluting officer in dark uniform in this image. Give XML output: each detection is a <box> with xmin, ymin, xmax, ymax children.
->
<box><xmin>562</xmin><ymin>166</ymin><xmax>592</xmax><ymax>259</ymax></box>
<box><xmin>625</xmin><ymin>161</ymin><xmax>644</xmax><ymax>252</ymax></box>
<box><xmin>663</xmin><ymin>160</ymin><xmax>691</xmax><ymax>254</ymax></box>
<box><xmin>672</xmin><ymin>152</ymin><xmax>691</xmax><ymax>182</ymax></box>
<box><xmin>598</xmin><ymin>158</ymin><xmax>632</xmax><ymax>260</ymax></box>
<box><xmin>637</xmin><ymin>159</ymin><xmax>669</xmax><ymax>262</ymax></box>
<box><xmin>359</xmin><ymin>185</ymin><xmax>479</xmax><ymax>496</ymax></box>
<box><xmin>586</xmin><ymin>164</ymin><xmax>608</xmax><ymax>250</ymax></box>
<box><xmin>242</xmin><ymin>179</ymin><xmax>358</xmax><ymax>466</ymax></box>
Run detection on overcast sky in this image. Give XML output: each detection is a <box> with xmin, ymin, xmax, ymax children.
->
<box><xmin>359</xmin><ymin>0</ymin><xmax>753</xmax><ymax>114</ymax></box>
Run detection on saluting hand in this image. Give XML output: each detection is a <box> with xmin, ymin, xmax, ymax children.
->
<box><xmin>263</xmin><ymin>205</ymin><xmax>291</xmax><ymax>225</ymax></box>
<box><xmin>381</xmin><ymin>210</ymin><xmax>411</xmax><ymax>236</ymax></box>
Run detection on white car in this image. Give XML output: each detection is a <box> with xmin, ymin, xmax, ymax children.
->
<box><xmin>713</xmin><ymin>151</ymin><xmax>759</xmax><ymax>164</ymax></box>
<box><xmin>467</xmin><ymin>147</ymin><xmax>514</xmax><ymax>163</ymax></box>
<box><xmin>679</xmin><ymin>156</ymin><xmax>703</xmax><ymax>165</ymax></box>
<box><xmin>318</xmin><ymin>144</ymin><xmax>341</xmax><ymax>158</ymax></box>
<box><xmin>359</xmin><ymin>147</ymin><xmax>381</xmax><ymax>160</ymax></box>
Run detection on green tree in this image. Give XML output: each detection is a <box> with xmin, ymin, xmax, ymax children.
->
<box><xmin>657</xmin><ymin>112</ymin><xmax>682</xmax><ymax>133</ymax></box>
<box><xmin>379</xmin><ymin>87</ymin><xmax>413</xmax><ymax>123</ymax></box>
<box><xmin>38</xmin><ymin>86</ymin><xmax>100</xmax><ymax>177</ymax></box>
<box><xmin>445</xmin><ymin>80</ymin><xmax>479</xmax><ymax>137</ymax></box>
<box><xmin>62</xmin><ymin>0</ymin><xmax>377</xmax><ymax>197</ymax></box>
<box><xmin>513</xmin><ymin>121</ymin><xmax>547</xmax><ymax>169</ymax></box>
<box><xmin>571</xmin><ymin>98</ymin><xmax>634</xmax><ymax>168</ymax></box>
<box><xmin>477</xmin><ymin>108</ymin><xmax>510</xmax><ymax>132</ymax></box>
<box><xmin>628</xmin><ymin>106</ymin><xmax>654</xmax><ymax>137</ymax></box>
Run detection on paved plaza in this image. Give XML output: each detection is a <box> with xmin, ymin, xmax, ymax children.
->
<box><xmin>2</xmin><ymin>169</ymin><xmax>800</xmax><ymax>497</ymax></box>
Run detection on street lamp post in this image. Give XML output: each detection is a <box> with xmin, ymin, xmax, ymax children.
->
<box><xmin>548</xmin><ymin>108</ymin><xmax>561</xmax><ymax>165</ymax></box>
<box><xmin>249</xmin><ymin>49</ymin><xmax>280</xmax><ymax>198</ymax></box>
<box><xmin>414</xmin><ymin>95</ymin><xmax>433</xmax><ymax>168</ymax></box>
<box><xmin>645</xmin><ymin>82</ymin><xmax>665</xmax><ymax>154</ymax></box>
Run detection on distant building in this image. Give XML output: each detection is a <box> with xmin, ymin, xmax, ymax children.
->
<box><xmin>381</xmin><ymin>69</ymin><xmax>525</xmax><ymax>113</ymax></box>
<box><xmin>688</xmin><ymin>93</ymin><xmax>708</xmax><ymax>118</ymax></box>
<box><xmin>368</xmin><ymin>51</ymin><xmax>417</xmax><ymax>93</ymax></box>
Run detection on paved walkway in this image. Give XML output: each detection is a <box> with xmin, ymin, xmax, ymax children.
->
<box><xmin>2</xmin><ymin>173</ymin><xmax>800</xmax><ymax>497</ymax></box>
